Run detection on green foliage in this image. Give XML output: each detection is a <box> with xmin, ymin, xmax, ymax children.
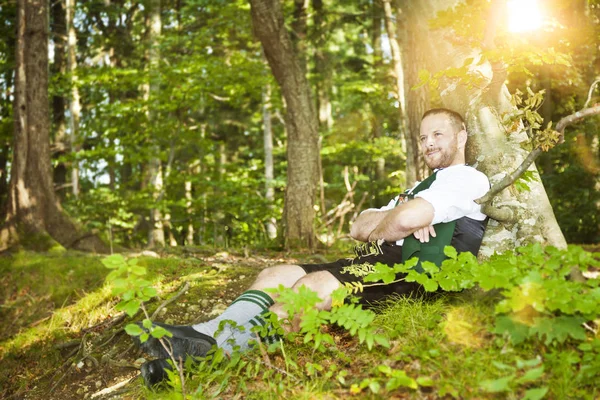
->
<box><xmin>365</xmin><ymin>244</ymin><xmax>600</xmax><ymax>350</ymax></box>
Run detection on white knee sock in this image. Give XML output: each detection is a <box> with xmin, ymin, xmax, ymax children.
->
<box><xmin>217</xmin><ymin>312</ymin><xmax>279</xmax><ymax>353</ymax></box>
<box><xmin>192</xmin><ymin>290</ymin><xmax>274</xmax><ymax>338</ymax></box>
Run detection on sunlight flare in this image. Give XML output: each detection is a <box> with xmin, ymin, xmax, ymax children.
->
<box><xmin>507</xmin><ymin>0</ymin><xmax>543</xmax><ymax>33</ymax></box>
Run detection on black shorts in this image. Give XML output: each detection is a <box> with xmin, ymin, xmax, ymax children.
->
<box><xmin>299</xmin><ymin>242</ymin><xmax>427</xmax><ymax>304</ymax></box>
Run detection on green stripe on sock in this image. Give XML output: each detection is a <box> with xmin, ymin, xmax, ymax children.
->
<box><xmin>244</xmin><ymin>290</ymin><xmax>274</xmax><ymax>306</ymax></box>
<box><xmin>239</xmin><ymin>293</ymin><xmax>271</xmax><ymax>309</ymax></box>
<box><xmin>231</xmin><ymin>297</ymin><xmax>269</xmax><ymax>311</ymax></box>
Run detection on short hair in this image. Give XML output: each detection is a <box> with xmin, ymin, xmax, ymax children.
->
<box><xmin>422</xmin><ymin>108</ymin><xmax>466</xmax><ymax>133</ymax></box>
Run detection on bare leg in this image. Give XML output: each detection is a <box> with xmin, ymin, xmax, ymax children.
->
<box><xmin>249</xmin><ymin>264</ymin><xmax>307</xmax><ymax>293</ymax></box>
<box><xmin>269</xmin><ymin>270</ymin><xmax>341</xmax><ymax>332</ymax></box>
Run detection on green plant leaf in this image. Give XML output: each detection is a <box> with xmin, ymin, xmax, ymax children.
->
<box><xmin>523</xmin><ymin>387</ymin><xmax>549</xmax><ymax>400</ymax></box>
<box><xmin>480</xmin><ymin>375</ymin><xmax>515</xmax><ymax>393</ymax></box>
<box><xmin>124</xmin><ymin>323</ymin><xmax>143</xmax><ymax>336</ymax></box>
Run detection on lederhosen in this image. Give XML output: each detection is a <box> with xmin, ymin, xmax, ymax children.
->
<box><xmin>300</xmin><ymin>171</ymin><xmax>487</xmax><ymax>304</ymax></box>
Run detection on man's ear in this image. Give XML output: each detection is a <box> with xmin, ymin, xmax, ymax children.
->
<box><xmin>457</xmin><ymin>129</ymin><xmax>468</xmax><ymax>149</ymax></box>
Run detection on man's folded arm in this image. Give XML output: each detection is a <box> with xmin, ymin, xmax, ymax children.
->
<box><xmin>350</xmin><ymin>209</ymin><xmax>391</xmax><ymax>242</ymax></box>
<box><xmin>366</xmin><ymin>198</ymin><xmax>435</xmax><ymax>243</ymax></box>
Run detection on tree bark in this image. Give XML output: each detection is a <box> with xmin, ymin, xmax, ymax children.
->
<box><xmin>145</xmin><ymin>0</ymin><xmax>165</xmax><ymax>248</ymax></box>
<box><xmin>382</xmin><ymin>0</ymin><xmax>416</xmax><ymax>186</ymax></box>
<box><xmin>263</xmin><ymin>85</ymin><xmax>277</xmax><ymax>240</ymax></box>
<box><xmin>250</xmin><ymin>0</ymin><xmax>320</xmax><ymax>249</ymax></box>
<box><xmin>51</xmin><ymin>0</ymin><xmax>68</xmax><ymax>198</ymax></box>
<box><xmin>0</xmin><ymin>0</ymin><xmax>107</xmax><ymax>253</ymax></box>
<box><xmin>66</xmin><ymin>0</ymin><xmax>80</xmax><ymax>198</ymax></box>
<box><xmin>412</xmin><ymin>0</ymin><xmax>566</xmax><ymax>253</ymax></box>
<box><xmin>401</xmin><ymin>2</ymin><xmax>430</xmax><ymax>182</ymax></box>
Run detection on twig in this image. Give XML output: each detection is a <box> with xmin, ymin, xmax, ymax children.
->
<box><xmin>151</xmin><ymin>281</ymin><xmax>190</xmax><ymax>319</ymax></box>
<box><xmin>82</xmin><ymin>312</ymin><xmax>127</xmax><ymax>333</ymax></box>
<box><xmin>90</xmin><ymin>376</ymin><xmax>136</xmax><ymax>399</ymax></box>
<box><xmin>583</xmin><ymin>78</ymin><xmax>600</xmax><ymax>108</ymax></box>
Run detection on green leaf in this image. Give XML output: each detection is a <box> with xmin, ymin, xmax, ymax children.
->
<box><xmin>117</xmin><ymin>299</ymin><xmax>141</xmax><ymax>317</ymax></box>
<box><xmin>416</xmin><ymin>376</ymin><xmax>434</xmax><ymax>387</ymax></box>
<box><xmin>516</xmin><ymin>366</ymin><xmax>544</xmax><ymax>384</ymax></box>
<box><xmin>444</xmin><ymin>246</ymin><xmax>458</xmax><ymax>260</ymax></box>
<box><xmin>142</xmin><ymin>287</ymin><xmax>158</xmax><ymax>298</ymax></box>
<box><xmin>480</xmin><ymin>375</ymin><xmax>515</xmax><ymax>392</ymax></box>
<box><xmin>124</xmin><ymin>323</ymin><xmax>143</xmax><ymax>336</ymax></box>
<box><xmin>142</xmin><ymin>319</ymin><xmax>153</xmax><ymax>329</ymax></box>
<box><xmin>151</xmin><ymin>326</ymin><xmax>173</xmax><ymax>339</ymax></box>
<box><xmin>523</xmin><ymin>387</ymin><xmax>549</xmax><ymax>400</ymax></box>
<box><xmin>131</xmin><ymin>266</ymin><xmax>147</xmax><ymax>276</ymax></box>
<box><xmin>102</xmin><ymin>254</ymin><xmax>126</xmax><ymax>269</ymax></box>
<box><xmin>493</xmin><ymin>316</ymin><xmax>530</xmax><ymax>344</ymax></box>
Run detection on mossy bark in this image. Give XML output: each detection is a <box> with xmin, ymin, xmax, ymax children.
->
<box><xmin>0</xmin><ymin>0</ymin><xmax>108</xmax><ymax>253</ymax></box>
<box><xmin>412</xmin><ymin>0</ymin><xmax>566</xmax><ymax>255</ymax></box>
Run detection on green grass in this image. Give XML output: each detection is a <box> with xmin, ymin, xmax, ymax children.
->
<box><xmin>1</xmin><ymin>250</ymin><xmax>599</xmax><ymax>399</ymax></box>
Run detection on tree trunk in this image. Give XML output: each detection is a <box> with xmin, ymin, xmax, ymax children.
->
<box><xmin>371</xmin><ymin>1</ymin><xmax>386</xmax><ymax>181</ymax></box>
<box><xmin>382</xmin><ymin>0</ymin><xmax>416</xmax><ymax>186</ymax></box>
<box><xmin>0</xmin><ymin>0</ymin><xmax>107</xmax><ymax>253</ymax></box>
<box><xmin>250</xmin><ymin>0</ymin><xmax>320</xmax><ymax>249</ymax></box>
<box><xmin>51</xmin><ymin>0</ymin><xmax>68</xmax><ymax>198</ymax></box>
<box><xmin>263</xmin><ymin>85</ymin><xmax>277</xmax><ymax>240</ymax></box>
<box><xmin>401</xmin><ymin>2</ymin><xmax>430</xmax><ymax>182</ymax></box>
<box><xmin>412</xmin><ymin>0</ymin><xmax>566</xmax><ymax>253</ymax></box>
<box><xmin>145</xmin><ymin>0</ymin><xmax>165</xmax><ymax>248</ymax></box>
<box><xmin>66</xmin><ymin>0</ymin><xmax>80</xmax><ymax>198</ymax></box>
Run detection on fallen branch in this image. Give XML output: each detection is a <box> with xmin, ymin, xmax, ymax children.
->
<box><xmin>91</xmin><ymin>376</ymin><xmax>136</xmax><ymax>399</ymax></box>
<box><xmin>151</xmin><ymin>281</ymin><xmax>190</xmax><ymax>319</ymax></box>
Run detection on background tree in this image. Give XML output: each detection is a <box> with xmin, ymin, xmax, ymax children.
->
<box><xmin>0</xmin><ymin>0</ymin><xmax>106</xmax><ymax>252</ymax></box>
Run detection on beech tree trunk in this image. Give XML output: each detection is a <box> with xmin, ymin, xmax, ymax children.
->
<box><xmin>145</xmin><ymin>0</ymin><xmax>165</xmax><ymax>248</ymax></box>
<box><xmin>250</xmin><ymin>0</ymin><xmax>320</xmax><ymax>249</ymax></box>
<box><xmin>263</xmin><ymin>85</ymin><xmax>277</xmax><ymax>240</ymax></box>
<box><xmin>382</xmin><ymin>0</ymin><xmax>416</xmax><ymax>186</ymax></box>
<box><xmin>401</xmin><ymin>2</ymin><xmax>430</xmax><ymax>182</ymax></box>
<box><xmin>412</xmin><ymin>0</ymin><xmax>566</xmax><ymax>253</ymax></box>
<box><xmin>51</xmin><ymin>0</ymin><xmax>68</xmax><ymax>197</ymax></box>
<box><xmin>0</xmin><ymin>0</ymin><xmax>107</xmax><ymax>253</ymax></box>
<box><xmin>66</xmin><ymin>0</ymin><xmax>80</xmax><ymax>198</ymax></box>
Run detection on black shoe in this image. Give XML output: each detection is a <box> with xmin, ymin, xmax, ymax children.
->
<box><xmin>140</xmin><ymin>358</ymin><xmax>173</xmax><ymax>388</ymax></box>
<box><xmin>133</xmin><ymin>321</ymin><xmax>217</xmax><ymax>359</ymax></box>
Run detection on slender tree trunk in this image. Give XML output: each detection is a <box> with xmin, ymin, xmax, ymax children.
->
<box><xmin>371</xmin><ymin>1</ymin><xmax>386</xmax><ymax>181</ymax></box>
<box><xmin>66</xmin><ymin>0</ymin><xmax>80</xmax><ymax>198</ymax></box>
<box><xmin>401</xmin><ymin>2</ymin><xmax>430</xmax><ymax>182</ymax></box>
<box><xmin>0</xmin><ymin>0</ymin><xmax>107</xmax><ymax>252</ymax></box>
<box><xmin>51</xmin><ymin>0</ymin><xmax>68</xmax><ymax>198</ymax></box>
<box><xmin>412</xmin><ymin>0</ymin><xmax>566</xmax><ymax>253</ymax></box>
<box><xmin>312</xmin><ymin>0</ymin><xmax>331</xmax><ymax>221</ymax></box>
<box><xmin>250</xmin><ymin>0</ymin><xmax>320</xmax><ymax>249</ymax></box>
<box><xmin>145</xmin><ymin>0</ymin><xmax>165</xmax><ymax>248</ymax></box>
<box><xmin>382</xmin><ymin>0</ymin><xmax>416</xmax><ymax>186</ymax></box>
<box><xmin>263</xmin><ymin>85</ymin><xmax>277</xmax><ymax>240</ymax></box>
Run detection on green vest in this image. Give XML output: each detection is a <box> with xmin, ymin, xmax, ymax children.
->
<box><xmin>399</xmin><ymin>172</ymin><xmax>456</xmax><ymax>273</ymax></box>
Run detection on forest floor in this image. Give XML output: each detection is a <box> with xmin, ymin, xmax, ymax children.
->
<box><xmin>0</xmin><ymin>245</ymin><xmax>599</xmax><ymax>399</ymax></box>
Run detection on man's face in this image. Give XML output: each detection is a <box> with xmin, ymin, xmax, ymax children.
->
<box><xmin>419</xmin><ymin>114</ymin><xmax>465</xmax><ymax>170</ymax></box>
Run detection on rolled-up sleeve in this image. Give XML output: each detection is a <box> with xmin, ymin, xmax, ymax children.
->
<box><xmin>414</xmin><ymin>167</ymin><xmax>489</xmax><ymax>224</ymax></box>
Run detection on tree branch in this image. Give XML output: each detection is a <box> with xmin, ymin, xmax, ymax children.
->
<box><xmin>476</xmin><ymin>147</ymin><xmax>542</xmax><ymax>205</ymax></box>
<box><xmin>476</xmin><ymin>101</ymin><xmax>600</xmax><ymax>208</ymax></box>
<box><xmin>583</xmin><ymin>78</ymin><xmax>600</xmax><ymax>109</ymax></box>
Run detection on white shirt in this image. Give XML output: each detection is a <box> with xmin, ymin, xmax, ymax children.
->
<box><xmin>363</xmin><ymin>164</ymin><xmax>489</xmax><ymax>245</ymax></box>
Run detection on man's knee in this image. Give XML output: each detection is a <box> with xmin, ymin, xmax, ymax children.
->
<box><xmin>250</xmin><ymin>264</ymin><xmax>307</xmax><ymax>291</ymax></box>
<box><xmin>292</xmin><ymin>270</ymin><xmax>341</xmax><ymax>309</ymax></box>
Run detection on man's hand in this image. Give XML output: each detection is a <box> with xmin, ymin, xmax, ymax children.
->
<box><xmin>413</xmin><ymin>225</ymin><xmax>436</xmax><ymax>243</ymax></box>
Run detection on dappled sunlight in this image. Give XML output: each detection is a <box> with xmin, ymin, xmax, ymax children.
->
<box><xmin>442</xmin><ymin>306</ymin><xmax>486</xmax><ymax>348</ymax></box>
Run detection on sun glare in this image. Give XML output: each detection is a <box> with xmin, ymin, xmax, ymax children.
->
<box><xmin>507</xmin><ymin>0</ymin><xmax>543</xmax><ymax>33</ymax></box>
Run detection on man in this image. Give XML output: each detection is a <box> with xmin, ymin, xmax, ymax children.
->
<box><xmin>137</xmin><ymin>108</ymin><xmax>490</xmax><ymax>386</ymax></box>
